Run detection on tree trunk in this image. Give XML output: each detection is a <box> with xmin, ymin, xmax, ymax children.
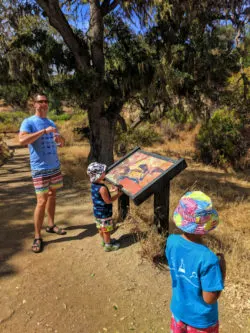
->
<box><xmin>88</xmin><ymin>97</ymin><xmax>116</xmax><ymax>165</ymax></box>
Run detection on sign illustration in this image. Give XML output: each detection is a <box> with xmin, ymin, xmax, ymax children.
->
<box><xmin>105</xmin><ymin>147</ymin><xmax>187</xmax><ymax>206</ymax></box>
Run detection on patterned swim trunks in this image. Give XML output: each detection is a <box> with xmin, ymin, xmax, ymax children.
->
<box><xmin>95</xmin><ymin>218</ymin><xmax>113</xmax><ymax>233</ymax></box>
<box><xmin>31</xmin><ymin>168</ymin><xmax>63</xmax><ymax>194</ymax></box>
<box><xmin>171</xmin><ymin>315</ymin><xmax>219</xmax><ymax>333</ymax></box>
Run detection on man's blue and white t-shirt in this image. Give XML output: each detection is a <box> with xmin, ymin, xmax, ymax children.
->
<box><xmin>20</xmin><ymin>115</ymin><xmax>60</xmax><ymax>171</ymax></box>
<box><xmin>166</xmin><ymin>234</ymin><xmax>224</xmax><ymax>329</ymax></box>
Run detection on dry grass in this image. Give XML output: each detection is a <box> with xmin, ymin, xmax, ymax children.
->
<box><xmin>147</xmin><ymin>125</ymin><xmax>200</xmax><ymax>160</ymax></box>
<box><xmin>57</xmin><ymin>113</ymin><xmax>88</xmax><ymax>146</ymax></box>
<box><xmin>58</xmin><ymin>144</ymin><xmax>89</xmax><ymax>189</ymax></box>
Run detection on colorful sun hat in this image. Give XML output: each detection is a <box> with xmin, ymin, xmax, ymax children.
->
<box><xmin>87</xmin><ymin>162</ymin><xmax>107</xmax><ymax>183</ymax></box>
<box><xmin>173</xmin><ymin>191</ymin><xmax>219</xmax><ymax>235</ymax></box>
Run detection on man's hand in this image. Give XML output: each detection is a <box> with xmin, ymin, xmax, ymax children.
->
<box><xmin>45</xmin><ymin>126</ymin><xmax>57</xmax><ymax>134</ymax></box>
<box><xmin>53</xmin><ymin>133</ymin><xmax>65</xmax><ymax>147</ymax></box>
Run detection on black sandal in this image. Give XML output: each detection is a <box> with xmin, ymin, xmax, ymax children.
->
<box><xmin>32</xmin><ymin>238</ymin><xmax>43</xmax><ymax>253</ymax></box>
<box><xmin>46</xmin><ymin>224</ymin><xmax>67</xmax><ymax>235</ymax></box>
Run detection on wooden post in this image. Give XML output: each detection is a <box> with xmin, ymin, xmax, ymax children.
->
<box><xmin>118</xmin><ymin>194</ymin><xmax>130</xmax><ymax>221</ymax></box>
<box><xmin>154</xmin><ymin>181</ymin><xmax>170</xmax><ymax>235</ymax></box>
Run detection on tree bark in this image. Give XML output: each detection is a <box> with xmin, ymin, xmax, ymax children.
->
<box><xmin>89</xmin><ymin>0</ymin><xmax>104</xmax><ymax>74</ymax></box>
<box><xmin>88</xmin><ymin>97</ymin><xmax>116</xmax><ymax>165</ymax></box>
<box><xmin>87</xmin><ymin>1</ymin><xmax>115</xmax><ymax>165</ymax></box>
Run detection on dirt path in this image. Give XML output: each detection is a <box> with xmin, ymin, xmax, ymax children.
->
<box><xmin>0</xmin><ymin>141</ymin><xmax>243</xmax><ymax>333</ymax></box>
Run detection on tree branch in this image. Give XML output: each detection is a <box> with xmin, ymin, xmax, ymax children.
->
<box><xmin>101</xmin><ymin>0</ymin><xmax>120</xmax><ymax>16</ymax></box>
<box><xmin>89</xmin><ymin>0</ymin><xmax>105</xmax><ymax>74</ymax></box>
<box><xmin>36</xmin><ymin>0</ymin><xmax>90</xmax><ymax>72</ymax></box>
<box><xmin>101</xmin><ymin>0</ymin><xmax>110</xmax><ymax>14</ymax></box>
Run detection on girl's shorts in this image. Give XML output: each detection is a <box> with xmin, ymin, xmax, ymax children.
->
<box><xmin>31</xmin><ymin>168</ymin><xmax>63</xmax><ymax>195</ymax></box>
<box><xmin>171</xmin><ymin>315</ymin><xmax>219</xmax><ymax>333</ymax></box>
<box><xmin>95</xmin><ymin>218</ymin><xmax>113</xmax><ymax>232</ymax></box>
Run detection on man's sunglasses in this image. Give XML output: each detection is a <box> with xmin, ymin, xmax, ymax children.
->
<box><xmin>35</xmin><ymin>100</ymin><xmax>49</xmax><ymax>104</ymax></box>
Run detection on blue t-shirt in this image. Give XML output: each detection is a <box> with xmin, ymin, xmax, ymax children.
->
<box><xmin>91</xmin><ymin>183</ymin><xmax>112</xmax><ymax>219</ymax></box>
<box><xmin>166</xmin><ymin>234</ymin><xmax>224</xmax><ymax>328</ymax></box>
<box><xmin>20</xmin><ymin>115</ymin><xmax>60</xmax><ymax>171</ymax></box>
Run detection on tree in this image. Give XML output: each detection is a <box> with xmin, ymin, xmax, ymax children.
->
<box><xmin>30</xmin><ymin>0</ymin><xmax>155</xmax><ymax>165</ymax></box>
<box><xmin>0</xmin><ymin>1</ymin><xmax>71</xmax><ymax>107</ymax></box>
<box><xmin>142</xmin><ymin>1</ymin><xmax>249</xmax><ymax>119</ymax></box>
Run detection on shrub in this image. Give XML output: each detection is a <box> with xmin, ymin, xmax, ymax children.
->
<box><xmin>196</xmin><ymin>108</ymin><xmax>247</xmax><ymax>167</ymax></box>
<box><xmin>167</xmin><ymin>106</ymin><xmax>195</xmax><ymax>125</ymax></box>
<box><xmin>0</xmin><ymin>111</ymin><xmax>27</xmax><ymax>132</ymax></box>
<box><xmin>115</xmin><ymin>122</ymin><xmax>163</xmax><ymax>153</ymax></box>
<box><xmin>48</xmin><ymin>112</ymin><xmax>71</xmax><ymax>122</ymax></box>
<box><xmin>158</xmin><ymin>119</ymin><xmax>179</xmax><ymax>140</ymax></box>
<box><xmin>57</xmin><ymin>112</ymin><xmax>88</xmax><ymax>146</ymax></box>
<box><xmin>0</xmin><ymin>135</ymin><xmax>13</xmax><ymax>164</ymax></box>
<box><xmin>0</xmin><ymin>84</ymin><xmax>29</xmax><ymax>108</ymax></box>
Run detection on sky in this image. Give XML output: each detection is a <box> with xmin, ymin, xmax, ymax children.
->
<box><xmin>61</xmin><ymin>2</ymin><xmax>149</xmax><ymax>34</ymax></box>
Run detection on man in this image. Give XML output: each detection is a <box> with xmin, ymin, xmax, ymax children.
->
<box><xmin>19</xmin><ymin>93</ymin><xmax>66</xmax><ymax>253</ymax></box>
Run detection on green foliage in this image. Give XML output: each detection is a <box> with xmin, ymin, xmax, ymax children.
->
<box><xmin>0</xmin><ymin>3</ymin><xmax>73</xmax><ymax>107</ymax></box>
<box><xmin>0</xmin><ymin>111</ymin><xmax>27</xmax><ymax>132</ymax></box>
<box><xmin>116</xmin><ymin>123</ymin><xmax>163</xmax><ymax>151</ymax></box>
<box><xmin>223</xmin><ymin>67</ymin><xmax>250</xmax><ymax>117</ymax></box>
<box><xmin>167</xmin><ymin>107</ymin><xmax>194</xmax><ymax>125</ymax></box>
<box><xmin>197</xmin><ymin>108</ymin><xmax>247</xmax><ymax>167</ymax></box>
<box><xmin>48</xmin><ymin>111</ymin><xmax>71</xmax><ymax>122</ymax></box>
<box><xmin>48</xmin><ymin>94</ymin><xmax>63</xmax><ymax>115</ymax></box>
<box><xmin>104</xmin><ymin>14</ymin><xmax>155</xmax><ymax>99</ymax></box>
<box><xmin>0</xmin><ymin>84</ymin><xmax>30</xmax><ymax>107</ymax></box>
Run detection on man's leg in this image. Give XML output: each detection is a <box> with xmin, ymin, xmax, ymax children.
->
<box><xmin>46</xmin><ymin>189</ymin><xmax>56</xmax><ymax>227</ymax></box>
<box><xmin>46</xmin><ymin>188</ymin><xmax>66</xmax><ymax>234</ymax></box>
<box><xmin>34</xmin><ymin>193</ymin><xmax>49</xmax><ymax>239</ymax></box>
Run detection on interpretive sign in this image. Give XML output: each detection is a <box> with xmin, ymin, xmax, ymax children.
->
<box><xmin>106</xmin><ymin>147</ymin><xmax>186</xmax><ymax>206</ymax></box>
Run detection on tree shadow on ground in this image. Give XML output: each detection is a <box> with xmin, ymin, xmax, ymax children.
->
<box><xmin>0</xmin><ymin>222</ymin><xmax>34</xmax><ymax>278</ymax></box>
<box><xmin>43</xmin><ymin>223</ymin><xmax>96</xmax><ymax>247</ymax></box>
<box><xmin>0</xmin><ymin>146</ymin><xmax>90</xmax><ymax>279</ymax></box>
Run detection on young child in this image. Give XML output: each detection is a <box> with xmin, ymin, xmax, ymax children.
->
<box><xmin>166</xmin><ymin>191</ymin><xmax>226</xmax><ymax>333</ymax></box>
<box><xmin>87</xmin><ymin>162</ymin><xmax>123</xmax><ymax>252</ymax></box>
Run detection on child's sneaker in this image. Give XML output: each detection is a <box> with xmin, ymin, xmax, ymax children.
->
<box><xmin>101</xmin><ymin>238</ymin><xmax>117</xmax><ymax>247</ymax></box>
<box><xmin>104</xmin><ymin>242</ymin><xmax>120</xmax><ymax>252</ymax></box>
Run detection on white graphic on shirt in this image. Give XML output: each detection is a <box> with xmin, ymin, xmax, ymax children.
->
<box><xmin>169</xmin><ymin>258</ymin><xmax>199</xmax><ymax>288</ymax></box>
<box><xmin>175</xmin><ymin>274</ymin><xmax>199</xmax><ymax>288</ymax></box>
<box><xmin>178</xmin><ymin>259</ymin><xmax>186</xmax><ymax>273</ymax></box>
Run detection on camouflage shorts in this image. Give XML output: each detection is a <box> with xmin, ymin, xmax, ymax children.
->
<box><xmin>95</xmin><ymin>218</ymin><xmax>113</xmax><ymax>232</ymax></box>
